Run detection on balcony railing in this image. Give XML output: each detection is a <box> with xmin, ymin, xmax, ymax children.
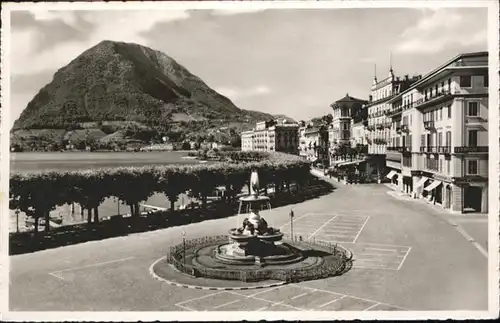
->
<box><xmin>413</xmin><ymin>90</ymin><xmax>453</xmax><ymax>110</ymax></box>
<box><xmin>419</xmin><ymin>146</ymin><xmax>437</xmax><ymax>153</ymax></box>
<box><xmin>376</xmin><ymin>124</ymin><xmax>384</xmax><ymax>129</ymax></box>
<box><xmin>438</xmin><ymin>146</ymin><xmax>451</xmax><ymax>154</ymax></box>
<box><xmin>388</xmin><ymin>106</ymin><xmax>403</xmax><ymax>117</ymax></box>
<box><xmin>423</xmin><ymin>120</ymin><xmax>435</xmax><ymax>130</ymax></box>
<box><xmin>454</xmin><ymin>146</ymin><xmax>488</xmax><ymax>153</ymax></box>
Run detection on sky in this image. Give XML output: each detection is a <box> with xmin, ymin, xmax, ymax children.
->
<box><xmin>8</xmin><ymin>6</ymin><xmax>488</xmax><ymax>127</ymax></box>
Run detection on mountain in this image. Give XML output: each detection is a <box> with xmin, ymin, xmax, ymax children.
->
<box><xmin>12</xmin><ymin>40</ymin><xmax>289</xmax><ymax>150</ymax></box>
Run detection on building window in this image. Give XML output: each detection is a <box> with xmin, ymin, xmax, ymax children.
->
<box><xmin>468</xmin><ymin>102</ymin><xmax>479</xmax><ymax>116</ymax></box>
<box><xmin>448</xmin><ymin>78</ymin><xmax>452</xmax><ymax>92</ymax></box>
<box><xmin>439</xmin><ymin>107</ymin><xmax>443</xmax><ymax>120</ymax></box>
<box><xmin>446</xmin><ymin>158</ymin><xmax>450</xmax><ymax>174</ymax></box>
<box><xmin>446</xmin><ymin>131</ymin><xmax>451</xmax><ymax>146</ymax></box>
<box><xmin>438</xmin><ymin>132</ymin><xmax>442</xmax><ymax>146</ymax></box>
<box><xmin>448</xmin><ymin>105</ymin><xmax>452</xmax><ymax>119</ymax></box>
<box><xmin>421</xmin><ymin>134</ymin><xmax>425</xmax><ymax>147</ymax></box>
<box><xmin>460</xmin><ymin>75</ymin><xmax>472</xmax><ymax>88</ymax></box>
<box><xmin>439</xmin><ymin>159</ymin><xmax>442</xmax><ymax>173</ymax></box>
<box><xmin>468</xmin><ymin>130</ymin><xmax>478</xmax><ymax>147</ymax></box>
<box><xmin>483</xmin><ymin>75</ymin><xmax>488</xmax><ymax>87</ymax></box>
<box><xmin>467</xmin><ymin>160</ymin><xmax>478</xmax><ymax>175</ymax></box>
<box><xmin>410</xmin><ymin>115</ymin><xmax>412</xmax><ymax>126</ymax></box>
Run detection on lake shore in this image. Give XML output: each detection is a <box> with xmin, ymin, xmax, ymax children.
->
<box><xmin>10</xmin><ymin>151</ymin><xmax>209</xmax><ymax>174</ymax></box>
<box><xmin>9</xmin><ymin>150</ymin><xmax>217</xmax><ymax>232</ymax></box>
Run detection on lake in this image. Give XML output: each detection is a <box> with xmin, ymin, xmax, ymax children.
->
<box><xmin>10</xmin><ymin>151</ymin><xmax>202</xmax><ymax>173</ymax></box>
<box><xmin>9</xmin><ymin>151</ymin><xmax>215</xmax><ymax>232</ymax></box>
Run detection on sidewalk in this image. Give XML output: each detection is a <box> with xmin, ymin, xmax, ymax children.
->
<box><xmin>384</xmin><ymin>183</ymin><xmax>488</xmax><ymax>256</ymax></box>
<box><xmin>310</xmin><ymin>168</ymin><xmax>364</xmax><ymax>186</ymax></box>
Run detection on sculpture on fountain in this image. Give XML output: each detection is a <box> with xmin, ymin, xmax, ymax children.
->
<box><xmin>228</xmin><ymin>169</ymin><xmax>283</xmax><ymax>258</ymax></box>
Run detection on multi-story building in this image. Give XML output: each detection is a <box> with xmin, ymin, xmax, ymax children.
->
<box><xmin>298</xmin><ymin>125</ymin><xmax>308</xmax><ymax>159</ymax></box>
<box><xmin>386</xmin><ymin>51</ymin><xmax>488</xmax><ymax>213</ymax></box>
<box><xmin>365</xmin><ymin>68</ymin><xmax>421</xmax><ymax>180</ymax></box>
<box><xmin>329</xmin><ymin>94</ymin><xmax>367</xmax><ymax>165</ymax></box>
<box><xmin>303</xmin><ymin>126</ymin><xmax>329</xmax><ymax>163</ymax></box>
<box><xmin>241</xmin><ymin>119</ymin><xmax>299</xmax><ymax>154</ymax></box>
<box><xmin>268</xmin><ymin>120</ymin><xmax>300</xmax><ymax>154</ymax></box>
<box><xmin>241</xmin><ymin>130</ymin><xmax>254</xmax><ymax>151</ymax></box>
<box><xmin>350</xmin><ymin>104</ymin><xmax>369</xmax><ymax>149</ymax></box>
<box><xmin>252</xmin><ymin>121</ymin><xmax>270</xmax><ymax>151</ymax></box>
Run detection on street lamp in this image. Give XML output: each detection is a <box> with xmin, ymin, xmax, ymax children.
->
<box><xmin>182</xmin><ymin>230</ymin><xmax>186</xmax><ymax>265</ymax></box>
<box><xmin>290</xmin><ymin>209</ymin><xmax>294</xmax><ymax>241</ymax></box>
<box><xmin>15</xmin><ymin>210</ymin><xmax>20</xmax><ymax>233</ymax></box>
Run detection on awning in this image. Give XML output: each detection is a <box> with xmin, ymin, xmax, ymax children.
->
<box><xmin>386</xmin><ymin>170</ymin><xmax>397</xmax><ymax>179</ymax></box>
<box><xmin>413</xmin><ymin>177</ymin><xmax>428</xmax><ymax>191</ymax></box>
<box><xmin>424</xmin><ymin>180</ymin><xmax>443</xmax><ymax>192</ymax></box>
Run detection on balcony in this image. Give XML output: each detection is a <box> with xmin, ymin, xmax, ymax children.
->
<box><xmin>376</xmin><ymin>124</ymin><xmax>384</xmax><ymax>130</ymax></box>
<box><xmin>388</xmin><ymin>106</ymin><xmax>403</xmax><ymax>118</ymax></box>
<box><xmin>400</xmin><ymin>124</ymin><xmax>409</xmax><ymax>133</ymax></box>
<box><xmin>423</xmin><ymin>120</ymin><xmax>435</xmax><ymax>130</ymax></box>
<box><xmin>454</xmin><ymin>146</ymin><xmax>488</xmax><ymax>154</ymax></box>
<box><xmin>419</xmin><ymin>146</ymin><xmax>437</xmax><ymax>153</ymax></box>
<box><xmin>413</xmin><ymin>90</ymin><xmax>453</xmax><ymax>110</ymax></box>
<box><xmin>438</xmin><ymin>146</ymin><xmax>451</xmax><ymax>154</ymax></box>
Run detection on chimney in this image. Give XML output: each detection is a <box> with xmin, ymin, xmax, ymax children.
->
<box><xmin>404</xmin><ymin>74</ymin><xmax>409</xmax><ymax>81</ymax></box>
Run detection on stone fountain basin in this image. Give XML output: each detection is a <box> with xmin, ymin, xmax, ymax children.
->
<box><xmin>228</xmin><ymin>229</ymin><xmax>283</xmax><ymax>243</ymax></box>
<box><xmin>256</xmin><ymin>232</ymin><xmax>284</xmax><ymax>242</ymax></box>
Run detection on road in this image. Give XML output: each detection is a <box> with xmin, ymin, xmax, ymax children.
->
<box><xmin>9</xmin><ymin>180</ymin><xmax>489</xmax><ymax>313</ymax></box>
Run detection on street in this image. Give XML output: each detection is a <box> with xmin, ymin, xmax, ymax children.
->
<box><xmin>9</xmin><ymin>180</ymin><xmax>488</xmax><ymax>311</ymax></box>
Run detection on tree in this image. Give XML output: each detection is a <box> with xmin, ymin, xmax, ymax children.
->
<box><xmin>182</xmin><ymin>141</ymin><xmax>191</xmax><ymax>150</ymax></box>
<box><xmin>156</xmin><ymin>168</ymin><xmax>189</xmax><ymax>212</ymax></box>
<box><xmin>321</xmin><ymin>114</ymin><xmax>333</xmax><ymax>125</ymax></box>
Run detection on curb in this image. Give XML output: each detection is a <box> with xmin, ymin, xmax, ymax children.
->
<box><xmin>149</xmin><ymin>256</ymin><xmax>288</xmax><ymax>291</ymax></box>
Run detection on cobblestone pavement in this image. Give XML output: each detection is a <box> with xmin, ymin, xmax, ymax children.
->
<box><xmin>9</xmin><ymin>179</ymin><xmax>489</xmax><ymax>312</ymax></box>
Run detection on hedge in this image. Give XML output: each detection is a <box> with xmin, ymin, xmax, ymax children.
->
<box><xmin>10</xmin><ymin>152</ymin><xmax>311</xmax><ymax>233</ymax></box>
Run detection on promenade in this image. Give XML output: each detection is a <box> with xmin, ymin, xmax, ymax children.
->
<box><xmin>9</xmin><ymin>177</ymin><xmax>488</xmax><ymax>311</ymax></box>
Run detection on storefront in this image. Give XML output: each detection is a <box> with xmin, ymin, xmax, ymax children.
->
<box><xmin>412</xmin><ymin>176</ymin><xmax>429</xmax><ymax>198</ymax></box>
<box><xmin>386</xmin><ymin>170</ymin><xmax>399</xmax><ymax>186</ymax></box>
<box><xmin>423</xmin><ymin>180</ymin><xmax>443</xmax><ymax>205</ymax></box>
<box><xmin>461</xmin><ymin>183</ymin><xmax>488</xmax><ymax>213</ymax></box>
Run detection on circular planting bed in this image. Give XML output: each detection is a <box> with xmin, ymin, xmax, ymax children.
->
<box><xmin>152</xmin><ymin>235</ymin><xmax>353</xmax><ymax>284</ymax></box>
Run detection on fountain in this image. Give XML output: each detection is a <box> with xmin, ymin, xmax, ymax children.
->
<box><xmin>154</xmin><ymin>170</ymin><xmax>353</xmax><ymax>285</ymax></box>
<box><xmin>222</xmin><ymin>169</ymin><xmax>292</xmax><ymax>264</ymax></box>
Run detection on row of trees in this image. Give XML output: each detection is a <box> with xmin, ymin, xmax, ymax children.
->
<box><xmin>331</xmin><ymin>144</ymin><xmax>368</xmax><ymax>162</ymax></box>
<box><xmin>10</xmin><ymin>152</ymin><xmax>311</xmax><ymax>234</ymax></box>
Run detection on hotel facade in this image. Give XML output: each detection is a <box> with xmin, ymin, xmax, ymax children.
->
<box><xmin>385</xmin><ymin>51</ymin><xmax>489</xmax><ymax>214</ymax></box>
<box><xmin>328</xmin><ymin>94</ymin><xmax>368</xmax><ymax>166</ymax></box>
<box><xmin>241</xmin><ymin>120</ymin><xmax>300</xmax><ymax>154</ymax></box>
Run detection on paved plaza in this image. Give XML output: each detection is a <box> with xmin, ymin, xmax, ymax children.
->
<box><xmin>9</xmin><ymin>180</ymin><xmax>489</xmax><ymax>312</ymax></box>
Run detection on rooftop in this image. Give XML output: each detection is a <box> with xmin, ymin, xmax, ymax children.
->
<box><xmin>388</xmin><ymin>51</ymin><xmax>488</xmax><ymax>103</ymax></box>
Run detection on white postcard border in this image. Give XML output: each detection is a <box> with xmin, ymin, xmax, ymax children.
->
<box><xmin>0</xmin><ymin>0</ymin><xmax>498</xmax><ymax>321</ymax></box>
